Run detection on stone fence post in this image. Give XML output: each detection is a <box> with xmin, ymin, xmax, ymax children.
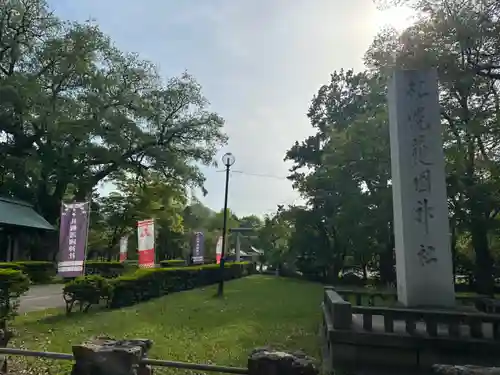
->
<box><xmin>248</xmin><ymin>348</ymin><xmax>318</xmax><ymax>375</ymax></box>
<box><xmin>71</xmin><ymin>337</ymin><xmax>153</xmax><ymax>375</ymax></box>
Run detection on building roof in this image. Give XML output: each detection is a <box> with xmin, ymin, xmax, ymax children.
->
<box><xmin>0</xmin><ymin>197</ymin><xmax>55</xmax><ymax>231</ymax></box>
<box><xmin>249</xmin><ymin>246</ymin><xmax>264</xmax><ymax>255</ymax></box>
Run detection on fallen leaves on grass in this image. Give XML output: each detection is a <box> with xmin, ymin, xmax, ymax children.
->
<box><xmin>10</xmin><ymin>275</ymin><xmax>323</xmax><ymax>375</ymax></box>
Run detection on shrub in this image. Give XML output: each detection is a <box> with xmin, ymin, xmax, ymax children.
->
<box><xmin>159</xmin><ymin>259</ymin><xmax>186</xmax><ymax>267</ymax></box>
<box><xmin>0</xmin><ymin>263</ymin><xmax>24</xmax><ymax>272</ymax></box>
<box><xmin>0</xmin><ymin>269</ymin><xmax>30</xmax><ymax>326</ymax></box>
<box><xmin>63</xmin><ymin>275</ymin><xmax>113</xmax><ymax>314</ymax></box>
<box><xmin>110</xmin><ymin>261</ymin><xmax>254</xmax><ymax>308</ymax></box>
<box><xmin>0</xmin><ymin>261</ymin><xmax>55</xmax><ymax>284</ymax></box>
<box><xmin>15</xmin><ymin>261</ymin><xmax>55</xmax><ymax>284</ymax></box>
<box><xmin>85</xmin><ymin>261</ymin><xmax>125</xmax><ymax>278</ymax></box>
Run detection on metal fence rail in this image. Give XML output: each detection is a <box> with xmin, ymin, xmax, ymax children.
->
<box><xmin>0</xmin><ymin>347</ymin><xmax>248</xmax><ymax>374</ymax></box>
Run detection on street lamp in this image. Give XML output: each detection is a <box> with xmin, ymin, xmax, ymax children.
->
<box><xmin>217</xmin><ymin>152</ymin><xmax>235</xmax><ymax>297</ymax></box>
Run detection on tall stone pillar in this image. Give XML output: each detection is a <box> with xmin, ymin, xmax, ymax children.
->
<box><xmin>388</xmin><ymin>69</ymin><xmax>455</xmax><ymax>307</ymax></box>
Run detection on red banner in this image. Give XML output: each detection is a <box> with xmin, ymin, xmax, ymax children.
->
<box><xmin>139</xmin><ymin>249</ymin><xmax>155</xmax><ymax>267</ymax></box>
<box><xmin>215</xmin><ymin>236</ymin><xmax>223</xmax><ymax>264</ymax></box>
<box><xmin>137</xmin><ymin>219</ymin><xmax>155</xmax><ymax>268</ymax></box>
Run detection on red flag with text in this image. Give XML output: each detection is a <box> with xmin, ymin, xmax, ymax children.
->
<box><xmin>215</xmin><ymin>235</ymin><xmax>223</xmax><ymax>264</ymax></box>
<box><xmin>137</xmin><ymin>219</ymin><xmax>155</xmax><ymax>268</ymax></box>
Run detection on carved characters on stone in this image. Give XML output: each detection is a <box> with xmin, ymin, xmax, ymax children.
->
<box><xmin>407</xmin><ymin>76</ymin><xmax>438</xmax><ymax>267</ymax></box>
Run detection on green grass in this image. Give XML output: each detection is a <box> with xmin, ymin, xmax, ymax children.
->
<box><xmin>10</xmin><ymin>275</ymin><xmax>323</xmax><ymax>375</ymax></box>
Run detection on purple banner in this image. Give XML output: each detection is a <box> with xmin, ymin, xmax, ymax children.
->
<box><xmin>191</xmin><ymin>231</ymin><xmax>204</xmax><ymax>264</ymax></box>
<box><xmin>57</xmin><ymin>202</ymin><xmax>90</xmax><ymax>277</ymax></box>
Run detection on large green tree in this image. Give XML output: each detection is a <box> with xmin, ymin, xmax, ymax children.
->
<box><xmin>280</xmin><ymin>0</ymin><xmax>500</xmax><ymax>292</ymax></box>
<box><xmin>0</xmin><ymin>0</ymin><xmax>226</xmax><ymax>231</ymax></box>
<box><xmin>285</xmin><ymin>70</ymin><xmax>395</xmax><ymax>283</ymax></box>
<box><xmin>88</xmin><ymin>171</ymin><xmax>186</xmax><ymax>260</ymax></box>
<box><xmin>366</xmin><ymin>0</ymin><xmax>500</xmax><ymax>293</ymax></box>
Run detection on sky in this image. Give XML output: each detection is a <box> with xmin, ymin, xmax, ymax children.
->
<box><xmin>48</xmin><ymin>0</ymin><xmax>415</xmax><ymax>218</ymax></box>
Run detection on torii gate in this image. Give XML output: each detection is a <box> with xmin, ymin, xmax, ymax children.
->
<box><xmin>228</xmin><ymin>227</ymin><xmax>256</xmax><ymax>261</ymax></box>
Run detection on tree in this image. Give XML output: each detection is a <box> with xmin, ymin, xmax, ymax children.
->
<box><xmin>279</xmin><ymin>0</ymin><xmax>500</xmax><ymax>292</ymax></box>
<box><xmin>285</xmin><ymin>70</ymin><xmax>395</xmax><ymax>284</ymax></box>
<box><xmin>238</xmin><ymin>215</ymin><xmax>263</xmax><ymax>230</ymax></box>
<box><xmin>88</xmin><ymin>172</ymin><xmax>186</xmax><ymax>260</ymax></box>
<box><xmin>365</xmin><ymin>0</ymin><xmax>500</xmax><ymax>293</ymax></box>
<box><xmin>257</xmin><ymin>208</ymin><xmax>293</xmax><ymax>270</ymax></box>
<box><xmin>0</xmin><ymin>0</ymin><xmax>226</xmax><ymax>232</ymax></box>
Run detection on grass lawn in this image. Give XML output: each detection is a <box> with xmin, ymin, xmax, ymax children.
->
<box><xmin>10</xmin><ymin>275</ymin><xmax>323</xmax><ymax>375</ymax></box>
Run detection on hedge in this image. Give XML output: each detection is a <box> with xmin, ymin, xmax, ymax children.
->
<box><xmin>0</xmin><ymin>263</ymin><xmax>24</xmax><ymax>272</ymax></box>
<box><xmin>0</xmin><ymin>261</ymin><xmax>55</xmax><ymax>284</ymax></box>
<box><xmin>0</xmin><ymin>269</ymin><xmax>30</xmax><ymax>324</ymax></box>
<box><xmin>16</xmin><ymin>261</ymin><xmax>55</xmax><ymax>283</ymax></box>
<box><xmin>84</xmin><ymin>261</ymin><xmax>126</xmax><ymax>278</ymax></box>
<box><xmin>63</xmin><ymin>275</ymin><xmax>113</xmax><ymax>313</ymax></box>
<box><xmin>63</xmin><ymin>261</ymin><xmax>255</xmax><ymax>312</ymax></box>
<box><xmin>110</xmin><ymin>261</ymin><xmax>254</xmax><ymax>308</ymax></box>
<box><xmin>159</xmin><ymin>259</ymin><xmax>186</xmax><ymax>267</ymax></box>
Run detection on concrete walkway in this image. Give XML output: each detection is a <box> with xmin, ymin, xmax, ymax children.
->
<box><xmin>18</xmin><ymin>284</ymin><xmax>64</xmax><ymax>313</ymax></box>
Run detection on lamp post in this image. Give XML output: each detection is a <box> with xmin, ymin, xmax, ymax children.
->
<box><xmin>217</xmin><ymin>152</ymin><xmax>235</xmax><ymax>297</ymax></box>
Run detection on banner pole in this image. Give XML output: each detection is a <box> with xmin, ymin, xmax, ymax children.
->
<box><xmin>56</xmin><ymin>202</ymin><xmax>64</xmax><ymax>271</ymax></box>
<box><xmin>82</xmin><ymin>198</ymin><xmax>92</xmax><ymax>277</ymax></box>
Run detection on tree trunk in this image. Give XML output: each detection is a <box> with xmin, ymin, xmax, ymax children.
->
<box><xmin>330</xmin><ymin>262</ymin><xmax>342</xmax><ymax>284</ymax></box>
<box><xmin>379</xmin><ymin>238</ymin><xmax>395</xmax><ymax>285</ymax></box>
<box><xmin>463</xmin><ymin>159</ymin><xmax>495</xmax><ymax>296</ymax></box>
<box><xmin>471</xmin><ymin>216</ymin><xmax>494</xmax><ymax>295</ymax></box>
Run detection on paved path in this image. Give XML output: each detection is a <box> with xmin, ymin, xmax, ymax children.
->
<box><xmin>18</xmin><ymin>284</ymin><xmax>64</xmax><ymax>313</ymax></box>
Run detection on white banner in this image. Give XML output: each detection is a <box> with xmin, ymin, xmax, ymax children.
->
<box><xmin>137</xmin><ymin>219</ymin><xmax>155</xmax><ymax>268</ymax></box>
<box><xmin>137</xmin><ymin>219</ymin><xmax>155</xmax><ymax>251</ymax></box>
<box><xmin>119</xmin><ymin>236</ymin><xmax>128</xmax><ymax>262</ymax></box>
<box><xmin>216</xmin><ymin>236</ymin><xmax>223</xmax><ymax>256</ymax></box>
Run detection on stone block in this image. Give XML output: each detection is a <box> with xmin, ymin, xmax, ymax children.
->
<box><xmin>248</xmin><ymin>348</ymin><xmax>318</xmax><ymax>375</ymax></box>
<box><xmin>332</xmin><ymin>300</ymin><xmax>352</xmax><ymax>330</ymax></box>
<box><xmin>71</xmin><ymin>337</ymin><xmax>153</xmax><ymax>375</ymax></box>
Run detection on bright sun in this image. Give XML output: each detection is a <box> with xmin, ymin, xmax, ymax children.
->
<box><xmin>373</xmin><ymin>6</ymin><xmax>416</xmax><ymax>32</ymax></box>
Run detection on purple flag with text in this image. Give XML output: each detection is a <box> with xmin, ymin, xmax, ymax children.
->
<box><xmin>191</xmin><ymin>231</ymin><xmax>205</xmax><ymax>264</ymax></box>
<box><xmin>58</xmin><ymin>202</ymin><xmax>90</xmax><ymax>277</ymax></box>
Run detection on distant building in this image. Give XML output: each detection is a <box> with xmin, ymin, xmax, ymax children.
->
<box><xmin>226</xmin><ymin>246</ymin><xmax>263</xmax><ymax>262</ymax></box>
<box><xmin>0</xmin><ymin>197</ymin><xmax>55</xmax><ymax>261</ymax></box>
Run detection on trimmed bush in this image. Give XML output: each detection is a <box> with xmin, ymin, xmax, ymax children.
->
<box><xmin>84</xmin><ymin>261</ymin><xmax>125</xmax><ymax>278</ymax></box>
<box><xmin>0</xmin><ymin>261</ymin><xmax>55</xmax><ymax>284</ymax></box>
<box><xmin>0</xmin><ymin>269</ymin><xmax>30</xmax><ymax>325</ymax></box>
<box><xmin>63</xmin><ymin>275</ymin><xmax>113</xmax><ymax>314</ymax></box>
<box><xmin>110</xmin><ymin>261</ymin><xmax>255</xmax><ymax>308</ymax></box>
<box><xmin>159</xmin><ymin>259</ymin><xmax>186</xmax><ymax>267</ymax></box>
<box><xmin>0</xmin><ymin>263</ymin><xmax>24</xmax><ymax>272</ymax></box>
<box><xmin>15</xmin><ymin>261</ymin><xmax>55</xmax><ymax>283</ymax></box>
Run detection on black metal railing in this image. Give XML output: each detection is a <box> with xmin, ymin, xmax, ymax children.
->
<box><xmin>0</xmin><ymin>347</ymin><xmax>249</xmax><ymax>374</ymax></box>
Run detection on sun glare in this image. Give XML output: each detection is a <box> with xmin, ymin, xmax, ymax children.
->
<box><xmin>373</xmin><ymin>6</ymin><xmax>416</xmax><ymax>32</ymax></box>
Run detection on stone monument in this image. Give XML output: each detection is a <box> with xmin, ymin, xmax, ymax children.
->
<box><xmin>388</xmin><ymin>69</ymin><xmax>455</xmax><ymax>307</ymax></box>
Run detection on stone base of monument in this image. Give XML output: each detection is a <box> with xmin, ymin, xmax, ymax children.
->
<box><xmin>321</xmin><ymin>287</ymin><xmax>500</xmax><ymax>374</ymax></box>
